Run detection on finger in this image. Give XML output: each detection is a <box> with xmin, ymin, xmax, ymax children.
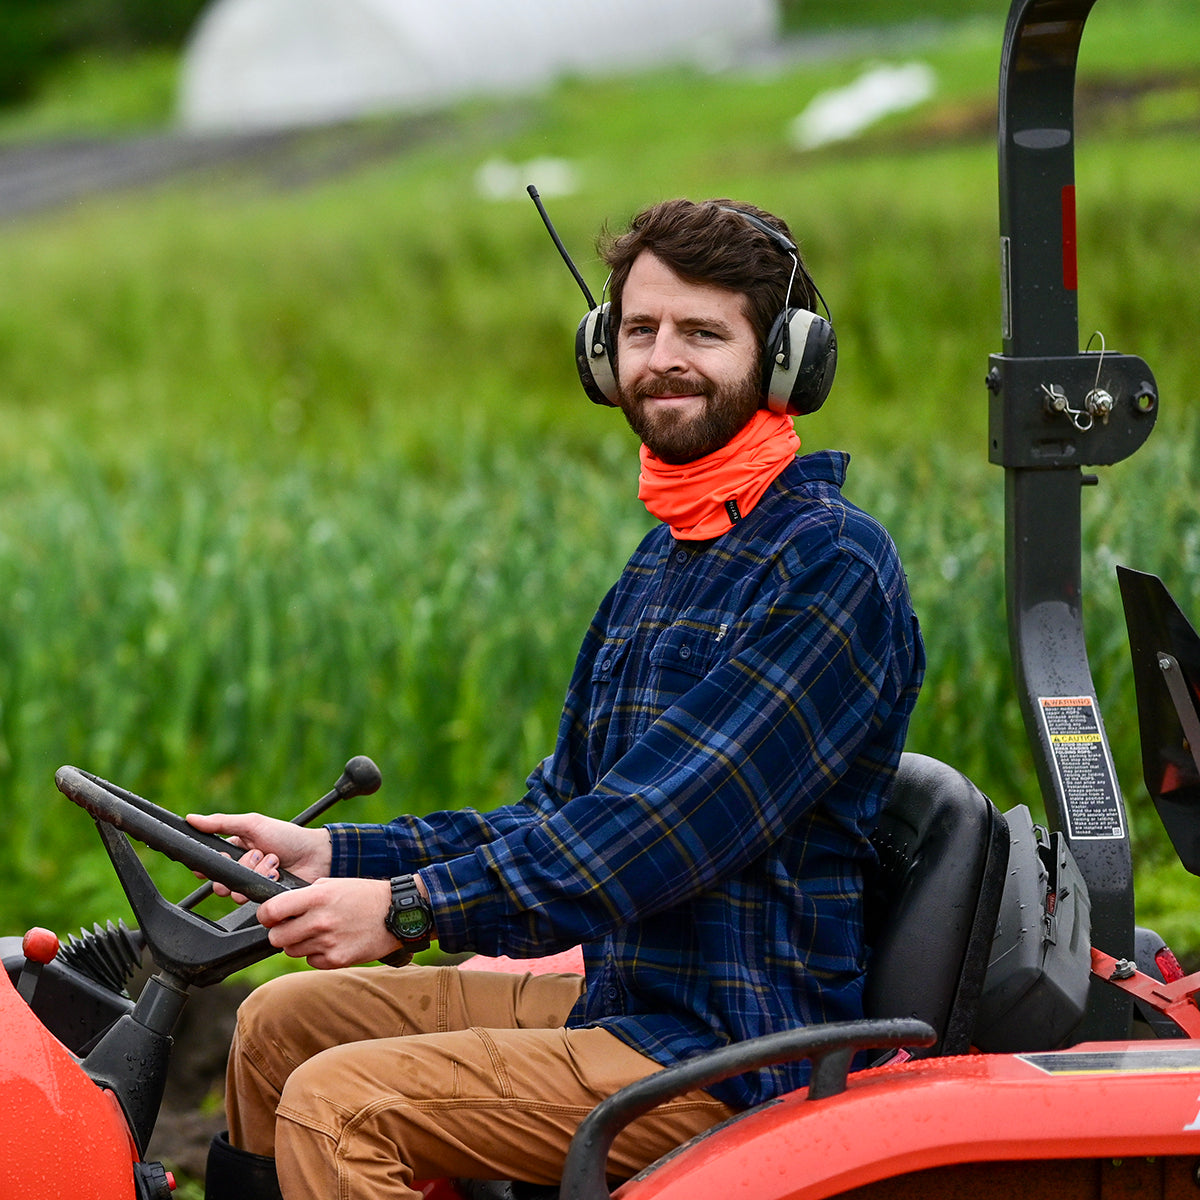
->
<box><xmin>265</xmin><ymin>918</ymin><xmax>319</xmax><ymax>959</ymax></box>
<box><xmin>256</xmin><ymin>885</ymin><xmax>311</xmax><ymax>928</ymax></box>
<box><xmin>210</xmin><ymin>844</ymin><xmax>252</xmax><ymax>891</ymax></box>
<box><xmin>186</xmin><ymin>813</ymin><xmax>253</xmax><ymax>842</ymax></box>
<box><xmin>192</xmin><ymin>835</ymin><xmax>246</xmax><ymax>886</ymax></box>
<box><xmin>222</xmin><ymin>851</ymin><xmax>279</xmax><ymax>905</ymax></box>
<box><xmin>186</xmin><ymin>812</ymin><xmax>229</xmax><ymax>833</ymax></box>
<box><xmin>286</xmin><ymin>933</ymin><xmax>341</xmax><ymax>967</ymax></box>
<box><xmin>209</xmin><ymin>850</ymin><xmax>236</xmax><ymax>898</ymax></box>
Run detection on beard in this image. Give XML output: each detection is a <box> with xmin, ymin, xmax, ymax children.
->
<box><xmin>618</xmin><ymin>364</ymin><xmax>762</xmax><ymax>464</ymax></box>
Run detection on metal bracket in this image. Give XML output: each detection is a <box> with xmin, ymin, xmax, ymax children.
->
<box><xmin>987</xmin><ymin>352</ymin><xmax>1157</xmax><ymax>468</ymax></box>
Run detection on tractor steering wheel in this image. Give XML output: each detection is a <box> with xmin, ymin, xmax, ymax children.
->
<box><xmin>55</xmin><ymin>764</ymin><xmax>305</xmax><ymax>903</ymax></box>
<box><xmin>53</xmin><ymin>756</ymin><xmax>378</xmax><ymax>988</ymax></box>
<box><xmin>53</xmin><ymin>764</ymin><xmax>310</xmax><ymax>986</ymax></box>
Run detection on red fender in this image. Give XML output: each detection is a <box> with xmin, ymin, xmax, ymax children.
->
<box><xmin>0</xmin><ymin>965</ymin><xmax>138</xmax><ymax>1199</ymax></box>
<box><xmin>615</xmin><ymin>1043</ymin><xmax>1200</xmax><ymax>1199</ymax></box>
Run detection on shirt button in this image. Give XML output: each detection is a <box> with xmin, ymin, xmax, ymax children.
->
<box><xmin>674</xmin><ymin>550</ymin><xmax>688</xmax><ymax>564</ymax></box>
<box><xmin>601</xmin><ymin>659</ymin><xmax>611</xmax><ymax>670</ymax></box>
<box><xmin>605</xmin><ymin>984</ymin><xmax>620</xmax><ymax>1001</ymax></box>
<box><xmin>679</xmin><ymin>646</ymin><xmax>691</xmax><ymax>660</ymax></box>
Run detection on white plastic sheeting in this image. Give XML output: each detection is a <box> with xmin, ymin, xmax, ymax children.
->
<box><xmin>788</xmin><ymin>62</ymin><xmax>937</xmax><ymax>150</ymax></box>
<box><xmin>180</xmin><ymin>0</ymin><xmax>779</xmax><ymax>131</ymax></box>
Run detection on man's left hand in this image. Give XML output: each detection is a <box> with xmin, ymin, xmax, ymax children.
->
<box><xmin>255</xmin><ymin>877</ymin><xmax>407</xmax><ymax>970</ymax></box>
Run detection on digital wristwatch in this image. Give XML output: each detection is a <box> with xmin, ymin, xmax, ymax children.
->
<box><xmin>382</xmin><ymin>874</ymin><xmax>434</xmax><ymax>963</ymax></box>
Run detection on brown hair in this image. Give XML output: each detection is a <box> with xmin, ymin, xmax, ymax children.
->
<box><xmin>597</xmin><ymin>198</ymin><xmax>816</xmax><ymax>354</ymax></box>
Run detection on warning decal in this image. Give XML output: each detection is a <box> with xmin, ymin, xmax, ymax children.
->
<box><xmin>1038</xmin><ymin>696</ymin><xmax>1124</xmax><ymax>841</ymax></box>
<box><xmin>1020</xmin><ymin>1046</ymin><xmax>1200</xmax><ymax>1076</ymax></box>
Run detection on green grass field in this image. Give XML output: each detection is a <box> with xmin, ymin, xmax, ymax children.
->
<box><xmin>2</xmin><ymin>1</ymin><xmax>1200</xmax><ymax>958</ymax></box>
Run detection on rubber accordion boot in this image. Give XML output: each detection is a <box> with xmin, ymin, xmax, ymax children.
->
<box><xmin>205</xmin><ymin>1131</ymin><xmax>285</xmax><ymax>1200</ymax></box>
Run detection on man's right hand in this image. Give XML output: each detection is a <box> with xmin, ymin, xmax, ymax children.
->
<box><xmin>185</xmin><ymin>811</ymin><xmax>334</xmax><ymax>897</ymax></box>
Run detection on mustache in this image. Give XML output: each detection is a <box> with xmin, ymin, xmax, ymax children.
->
<box><xmin>631</xmin><ymin>378</ymin><xmax>710</xmax><ymax>400</ymax></box>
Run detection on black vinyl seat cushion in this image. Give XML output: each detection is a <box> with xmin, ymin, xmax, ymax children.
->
<box><xmin>863</xmin><ymin>751</ymin><xmax>1010</xmax><ymax>1055</ymax></box>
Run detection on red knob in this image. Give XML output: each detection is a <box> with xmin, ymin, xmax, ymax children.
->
<box><xmin>21</xmin><ymin>927</ymin><xmax>60</xmax><ymax>964</ymax></box>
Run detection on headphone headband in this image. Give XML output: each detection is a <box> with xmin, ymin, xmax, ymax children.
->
<box><xmin>717</xmin><ymin>206</ymin><xmax>796</xmax><ymax>254</ymax></box>
<box><xmin>717</xmin><ymin>205</ymin><xmax>834</xmax><ymax>327</ymax></box>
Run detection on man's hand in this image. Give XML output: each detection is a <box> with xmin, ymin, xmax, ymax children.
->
<box><xmin>255</xmin><ymin>877</ymin><xmax>407</xmax><ymax>970</ymax></box>
<box><xmin>185</xmin><ymin>811</ymin><xmax>333</xmax><ymax>896</ymax></box>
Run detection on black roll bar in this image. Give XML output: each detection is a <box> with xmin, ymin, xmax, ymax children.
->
<box><xmin>989</xmin><ymin>0</ymin><xmax>1158</xmax><ymax>1039</ymax></box>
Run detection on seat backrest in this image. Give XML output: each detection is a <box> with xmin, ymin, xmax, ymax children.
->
<box><xmin>863</xmin><ymin>751</ymin><xmax>1009</xmax><ymax>1056</ymax></box>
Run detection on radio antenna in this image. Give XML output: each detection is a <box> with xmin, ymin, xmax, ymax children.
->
<box><xmin>527</xmin><ymin>184</ymin><xmax>597</xmax><ymax>310</ymax></box>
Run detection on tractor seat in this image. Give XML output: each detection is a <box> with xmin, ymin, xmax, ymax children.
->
<box><xmin>863</xmin><ymin>751</ymin><xmax>1010</xmax><ymax>1056</ymax></box>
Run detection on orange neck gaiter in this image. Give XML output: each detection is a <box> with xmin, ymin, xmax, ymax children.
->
<box><xmin>638</xmin><ymin>409</ymin><xmax>801</xmax><ymax>540</ymax></box>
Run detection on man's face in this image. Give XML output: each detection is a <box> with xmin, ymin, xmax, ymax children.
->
<box><xmin>615</xmin><ymin>252</ymin><xmax>761</xmax><ymax>464</ymax></box>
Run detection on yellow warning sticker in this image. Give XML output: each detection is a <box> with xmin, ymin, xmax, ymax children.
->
<box><xmin>1037</xmin><ymin>696</ymin><xmax>1124</xmax><ymax>840</ymax></box>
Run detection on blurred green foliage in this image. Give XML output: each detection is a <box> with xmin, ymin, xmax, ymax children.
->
<box><xmin>0</xmin><ymin>0</ymin><xmax>206</xmax><ymax>103</ymax></box>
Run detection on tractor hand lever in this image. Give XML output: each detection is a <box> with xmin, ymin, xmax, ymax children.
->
<box><xmin>291</xmin><ymin>754</ymin><xmax>382</xmax><ymax>825</ymax></box>
<box><xmin>177</xmin><ymin>755</ymin><xmax>382</xmax><ymax>911</ymax></box>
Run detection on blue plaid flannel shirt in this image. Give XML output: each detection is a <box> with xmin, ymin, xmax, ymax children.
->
<box><xmin>329</xmin><ymin>450</ymin><xmax>924</xmax><ymax>1109</ymax></box>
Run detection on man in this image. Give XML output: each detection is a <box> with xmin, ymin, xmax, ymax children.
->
<box><xmin>190</xmin><ymin>198</ymin><xmax>925</xmax><ymax>1200</ymax></box>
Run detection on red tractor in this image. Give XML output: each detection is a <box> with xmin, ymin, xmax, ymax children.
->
<box><xmin>4</xmin><ymin>1</ymin><xmax>1200</xmax><ymax>1196</ymax></box>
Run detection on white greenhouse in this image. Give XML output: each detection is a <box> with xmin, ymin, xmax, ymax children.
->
<box><xmin>179</xmin><ymin>0</ymin><xmax>780</xmax><ymax>131</ymax></box>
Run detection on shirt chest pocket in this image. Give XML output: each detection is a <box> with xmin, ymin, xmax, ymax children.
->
<box><xmin>591</xmin><ymin>637</ymin><xmax>631</xmax><ymax>685</ymax></box>
<box><xmin>648</xmin><ymin>621</ymin><xmax>721</xmax><ymax>696</ymax></box>
<box><xmin>586</xmin><ymin>636</ymin><xmax>632</xmax><ymax>744</ymax></box>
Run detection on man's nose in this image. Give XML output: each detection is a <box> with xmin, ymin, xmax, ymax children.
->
<box><xmin>646</xmin><ymin>328</ymin><xmax>687</xmax><ymax>373</ymax></box>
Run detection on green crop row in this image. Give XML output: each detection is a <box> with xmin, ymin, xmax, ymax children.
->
<box><xmin>2</xmin><ymin>422</ymin><xmax>1197</xmax><ymax>952</ymax></box>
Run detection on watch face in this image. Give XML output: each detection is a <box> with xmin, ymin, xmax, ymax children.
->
<box><xmin>388</xmin><ymin>879</ymin><xmax>431</xmax><ymax>945</ymax></box>
<box><xmin>394</xmin><ymin>904</ymin><xmax>430</xmax><ymax>938</ymax></box>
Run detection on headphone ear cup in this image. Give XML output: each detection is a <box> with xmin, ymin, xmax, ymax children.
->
<box><xmin>762</xmin><ymin>308</ymin><xmax>837</xmax><ymax>416</ymax></box>
<box><xmin>575</xmin><ymin>303</ymin><xmax>618</xmax><ymax>407</ymax></box>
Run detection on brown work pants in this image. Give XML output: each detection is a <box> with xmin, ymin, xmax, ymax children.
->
<box><xmin>226</xmin><ymin>965</ymin><xmax>736</xmax><ymax>1200</ymax></box>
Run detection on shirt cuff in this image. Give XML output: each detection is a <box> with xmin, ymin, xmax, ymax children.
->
<box><xmin>326</xmin><ymin>822</ymin><xmax>407</xmax><ymax>879</ymax></box>
<box><xmin>420</xmin><ymin>853</ymin><xmax>508</xmax><ymax>955</ymax></box>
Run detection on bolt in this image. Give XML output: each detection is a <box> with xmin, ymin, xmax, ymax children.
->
<box><xmin>1043</xmin><ymin>384</ymin><xmax>1068</xmax><ymax>413</ymax></box>
<box><xmin>1086</xmin><ymin>388</ymin><xmax>1114</xmax><ymax>421</ymax></box>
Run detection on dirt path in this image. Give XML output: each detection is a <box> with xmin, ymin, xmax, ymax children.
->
<box><xmin>0</xmin><ymin>117</ymin><xmax>449</xmax><ymax>220</ymax></box>
<box><xmin>0</xmin><ymin>25</ymin><xmax>969</xmax><ymax>222</ymax></box>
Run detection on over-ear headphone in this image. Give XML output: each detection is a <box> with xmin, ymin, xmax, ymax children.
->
<box><xmin>728</xmin><ymin>208</ymin><xmax>838</xmax><ymax>418</ymax></box>
<box><xmin>575</xmin><ymin>303</ymin><xmax>618</xmax><ymax>408</ymax></box>
<box><xmin>570</xmin><ymin>203</ymin><xmax>837</xmax><ymax>416</ymax></box>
